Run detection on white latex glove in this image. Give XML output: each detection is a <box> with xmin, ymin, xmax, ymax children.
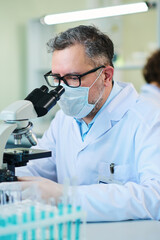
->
<box><xmin>18</xmin><ymin>176</ymin><xmax>63</xmax><ymax>203</ymax></box>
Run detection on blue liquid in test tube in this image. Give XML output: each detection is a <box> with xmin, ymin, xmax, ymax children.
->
<box><xmin>67</xmin><ymin>204</ymin><xmax>72</xmax><ymax>240</ymax></box>
<box><xmin>12</xmin><ymin>214</ymin><xmax>18</xmax><ymax>240</ymax></box>
<box><xmin>49</xmin><ymin>212</ymin><xmax>54</xmax><ymax>240</ymax></box>
<box><xmin>58</xmin><ymin>203</ymin><xmax>64</xmax><ymax>240</ymax></box>
<box><xmin>30</xmin><ymin>206</ymin><xmax>36</xmax><ymax>240</ymax></box>
<box><xmin>40</xmin><ymin>210</ymin><xmax>46</xmax><ymax>240</ymax></box>
<box><xmin>7</xmin><ymin>215</ymin><xmax>15</xmax><ymax>240</ymax></box>
<box><xmin>22</xmin><ymin>212</ymin><xmax>28</xmax><ymax>240</ymax></box>
<box><xmin>75</xmin><ymin>206</ymin><xmax>81</xmax><ymax>240</ymax></box>
<box><xmin>0</xmin><ymin>216</ymin><xmax>7</xmax><ymax>240</ymax></box>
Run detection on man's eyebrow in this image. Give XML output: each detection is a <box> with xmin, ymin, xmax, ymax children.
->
<box><xmin>51</xmin><ymin>73</ymin><xmax>60</xmax><ymax>76</ymax></box>
<box><xmin>52</xmin><ymin>71</ymin><xmax>81</xmax><ymax>76</ymax></box>
<box><xmin>64</xmin><ymin>71</ymin><xmax>81</xmax><ymax>75</ymax></box>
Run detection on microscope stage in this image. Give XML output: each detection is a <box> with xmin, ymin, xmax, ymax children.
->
<box><xmin>3</xmin><ymin>148</ymin><xmax>52</xmax><ymax>166</ymax></box>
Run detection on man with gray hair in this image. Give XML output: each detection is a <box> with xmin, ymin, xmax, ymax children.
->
<box><xmin>16</xmin><ymin>25</ymin><xmax>160</xmax><ymax>222</ymax></box>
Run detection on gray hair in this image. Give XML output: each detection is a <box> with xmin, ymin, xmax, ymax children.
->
<box><xmin>47</xmin><ymin>25</ymin><xmax>114</xmax><ymax>67</ymax></box>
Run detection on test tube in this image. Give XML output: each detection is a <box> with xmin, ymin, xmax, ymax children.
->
<box><xmin>22</xmin><ymin>212</ymin><xmax>28</xmax><ymax>240</ymax></box>
<box><xmin>0</xmin><ymin>216</ymin><xmax>8</xmax><ymax>240</ymax></box>
<box><xmin>30</xmin><ymin>205</ymin><xmax>36</xmax><ymax>240</ymax></box>
<box><xmin>67</xmin><ymin>204</ymin><xmax>72</xmax><ymax>240</ymax></box>
<box><xmin>58</xmin><ymin>203</ymin><xmax>64</xmax><ymax>240</ymax></box>
<box><xmin>75</xmin><ymin>206</ymin><xmax>81</xmax><ymax>240</ymax></box>
<box><xmin>49</xmin><ymin>211</ymin><xmax>54</xmax><ymax>240</ymax></box>
<box><xmin>11</xmin><ymin>214</ymin><xmax>18</xmax><ymax>240</ymax></box>
<box><xmin>40</xmin><ymin>210</ymin><xmax>46</xmax><ymax>240</ymax></box>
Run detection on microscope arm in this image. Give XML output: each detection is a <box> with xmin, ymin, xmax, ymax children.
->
<box><xmin>0</xmin><ymin>100</ymin><xmax>37</xmax><ymax>169</ymax></box>
<box><xmin>0</xmin><ymin>123</ymin><xmax>17</xmax><ymax>169</ymax></box>
<box><xmin>0</xmin><ymin>100</ymin><xmax>37</xmax><ymax>121</ymax></box>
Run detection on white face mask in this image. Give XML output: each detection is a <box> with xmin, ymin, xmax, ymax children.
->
<box><xmin>58</xmin><ymin>69</ymin><xmax>103</xmax><ymax>119</ymax></box>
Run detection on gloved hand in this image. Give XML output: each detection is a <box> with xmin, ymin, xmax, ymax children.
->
<box><xmin>18</xmin><ymin>176</ymin><xmax>63</xmax><ymax>203</ymax></box>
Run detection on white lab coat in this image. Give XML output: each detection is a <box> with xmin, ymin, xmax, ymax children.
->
<box><xmin>16</xmin><ymin>81</ymin><xmax>160</xmax><ymax>222</ymax></box>
<box><xmin>140</xmin><ymin>83</ymin><xmax>160</xmax><ymax>107</ymax></box>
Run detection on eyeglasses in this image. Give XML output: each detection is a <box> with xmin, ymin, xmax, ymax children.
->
<box><xmin>44</xmin><ymin>65</ymin><xmax>105</xmax><ymax>88</ymax></box>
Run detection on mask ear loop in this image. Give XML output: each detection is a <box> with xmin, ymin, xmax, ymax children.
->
<box><xmin>89</xmin><ymin>69</ymin><xmax>104</xmax><ymax>89</ymax></box>
<box><xmin>89</xmin><ymin>69</ymin><xmax>105</xmax><ymax>106</ymax></box>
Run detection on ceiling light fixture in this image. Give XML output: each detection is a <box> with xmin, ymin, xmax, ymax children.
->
<box><xmin>40</xmin><ymin>2</ymin><xmax>156</xmax><ymax>25</ymax></box>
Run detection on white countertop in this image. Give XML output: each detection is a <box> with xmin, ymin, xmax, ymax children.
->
<box><xmin>85</xmin><ymin>220</ymin><xmax>160</xmax><ymax>240</ymax></box>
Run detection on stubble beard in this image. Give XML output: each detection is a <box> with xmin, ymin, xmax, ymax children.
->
<box><xmin>86</xmin><ymin>86</ymin><xmax>104</xmax><ymax>119</ymax></box>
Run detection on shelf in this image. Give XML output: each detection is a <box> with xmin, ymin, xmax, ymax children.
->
<box><xmin>114</xmin><ymin>65</ymin><xmax>143</xmax><ymax>70</ymax></box>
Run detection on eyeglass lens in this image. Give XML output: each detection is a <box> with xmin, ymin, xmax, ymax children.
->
<box><xmin>47</xmin><ymin>75</ymin><xmax>80</xmax><ymax>88</ymax></box>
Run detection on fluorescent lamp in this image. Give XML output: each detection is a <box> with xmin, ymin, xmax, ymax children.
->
<box><xmin>41</xmin><ymin>2</ymin><xmax>150</xmax><ymax>25</ymax></box>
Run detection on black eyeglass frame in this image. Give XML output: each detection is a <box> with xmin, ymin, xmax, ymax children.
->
<box><xmin>44</xmin><ymin>65</ymin><xmax>105</xmax><ymax>88</ymax></box>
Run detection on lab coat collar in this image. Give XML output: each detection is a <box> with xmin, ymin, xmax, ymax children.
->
<box><xmin>106</xmin><ymin>82</ymin><xmax>139</xmax><ymax>120</ymax></box>
<box><xmin>75</xmin><ymin>81</ymin><xmax>139</xmax><ymax>147</ymax></box>
<box><xmin>141</xmin><ymin>83</ymin><xmax>160</xmax><ymax>100</ymax></box>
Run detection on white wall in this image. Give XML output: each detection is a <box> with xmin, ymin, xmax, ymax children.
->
<box><xmin>0</xmin><ymin>0</ymin><xmax>86</xmax><ymax>111</ymax></box>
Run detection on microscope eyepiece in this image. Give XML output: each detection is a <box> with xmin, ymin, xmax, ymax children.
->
<box><xmin>25</xmin><ymin>85</ymin><xmax>65</xmax><ymax>117</ymax></box>
<box><xmin>50</xmin><ymin>85</ymin><xmax>65</xmax><ymax>101</ymax></box>
<box><xmin>40</xmin><ymin>85</ymin><xmax>49</xmax><ymax>93</ymax></box>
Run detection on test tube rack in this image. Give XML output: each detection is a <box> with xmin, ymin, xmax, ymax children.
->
<box><xmin>0</xmin><ymin>200</ymin><xmax>86</xmax><ymax>240</ymax></box>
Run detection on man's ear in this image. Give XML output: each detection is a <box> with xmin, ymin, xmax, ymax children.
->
<box><xmin>103</xmin><ymin>66</ymin><xmax>114</xmax><ymax>86</ymax></box>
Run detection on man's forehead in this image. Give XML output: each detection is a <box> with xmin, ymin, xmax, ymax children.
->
<box><xmin>52</xmin><ymin>44</ymin><xmax>85</xmax><ymax>57</ymax></box>
<box><xmin>51</xmin><ymin>45</ymin><xmax>93</xmax><ymax>74</ymax></box>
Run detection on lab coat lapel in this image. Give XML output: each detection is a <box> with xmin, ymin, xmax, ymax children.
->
<box><xmin>81</xmin><ymin>82</ymin><xmax>138</xmax><ymax>148</ymax></box>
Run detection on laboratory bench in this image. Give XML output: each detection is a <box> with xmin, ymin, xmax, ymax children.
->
<box><xmin>86</xmin><ymin>220</ymin><xmax>160</xmax><ymax>240</ymax></box>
